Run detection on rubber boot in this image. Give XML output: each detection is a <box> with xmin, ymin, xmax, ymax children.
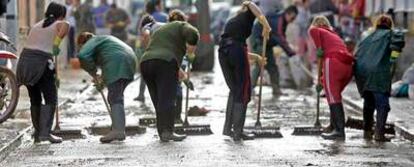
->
<box><xmin>174</xmin><ymin>95</ymin><xmax>183</xmax><ymax>124</ymax></box>
<box><xmin>160</xmin><ymin>129</ymin><xmax>187</xmax><ymax>142</ymax></box>
<box><xmin>232</xmin><ymin>103</ymin><xmax>252</xmax><ymax>141</ymax></box>
<box><xmin>363</xmin><ymin>104</ymin><xmax>375</xmax><ymax>139</ymax></box>
<box><xmin>374</xmin><ymin>108</ymin><xmax>391</xmax><ymax>142</ymax></box>
<box><xmin>38</xmin><ymin>105</ymin><xmax>62</xmax><ymax>143</ymax></box>
<box><xmin>271</xmin><ymin>84</ymin><xmax>282</xmax><ymax>96</ymax></box>
<box><xmin>223</xmin><ymin>93</ymin><xmax>233</xmax><ymax>136</ymax></box>
<box><xmin>100</xmin><ymin>104</ymin><xmax>126</xmax><ymax>143</ymax></box>
<box><xmin>321</xmin><ymin>103</ymin><xmax>345</xmax><ymax>140</ymax></box>
<box><xmin>30</xmin><ymin>105</ymin><xmax>41</xmax><ymax>143</ymax></box>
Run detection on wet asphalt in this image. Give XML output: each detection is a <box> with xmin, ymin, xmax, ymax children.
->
<box><xmin>1</xmin><ymin>65</ymin><xmax>414</xmax><ymax>167</ymax></box>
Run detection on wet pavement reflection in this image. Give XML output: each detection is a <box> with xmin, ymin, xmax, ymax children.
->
<box><xmin>1</xmin><ymin>69</ymin><xmax>414</xmax><ymax>167</ymax></box>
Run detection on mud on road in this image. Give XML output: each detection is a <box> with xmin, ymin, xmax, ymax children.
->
<box><xmin>1</xmin><ymin>72</ymin><xmax>414</xmax><ymax>167</ymax></box>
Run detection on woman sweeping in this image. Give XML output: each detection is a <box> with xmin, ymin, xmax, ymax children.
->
<box><xmin>354</xmin><ymin>15</ymin><xmax>405</xmax><ymax>142</ymax></box>
<box><xmin>16</xmin><ymin>2</ymin><xmax>69</xmax><ymax>143</ymax></box>
<box><xmin>140</xmin><ymin>10</ymin><xmax>199</xmax><ymax>142</ymax></box>
<box><xmin>308</xmin><ymin>16</ymin><xmax>354</xmax><ymax>140</ymax></box>
<box><xmin>77</xmin><ymin>32</ymin><xmax>137</xmax><ymax>143</ymax></box>
<box><xmin>219</xmin><ymin>0</ymin><xmax>270</xmax><ymax>141</ymax></box>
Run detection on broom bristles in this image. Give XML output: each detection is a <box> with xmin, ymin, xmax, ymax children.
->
<box><xmin>292</xmin><ymin>126</ymin><xmax>323</xmax><ymax>136</ymax></box>
<box><xmin>174</xmin><ymin>125</ymin><xmax>213</xmax><ymax>135</ymax></box>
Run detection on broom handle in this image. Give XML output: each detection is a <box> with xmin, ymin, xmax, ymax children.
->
<box><xmin>54</xmin><ymin>57</ymin><xmax>60</xmax><ymax>130</ymax></box>
<box><xmin>315</xmin><ymin>57</ymin><xmax>322</xmax><ymax>127</ymax></box>
<box><xmin>99</xmin><ymin>89</ymin><xmax>112</xmax><ymax>114</ymax></box>
<box><xmin>183</xmin><ymin>65</ymin><xmax>191</xmax><ymax>126</ymax></box>
<box><xmin>93</xmin><ymin>76</ymin><xmax>112</xmax><ymax>113</ymax></box>
<box><xmin>255</xmin><ymin>38</ymin><xmax>267</xmax><ymax>127</ymax></box>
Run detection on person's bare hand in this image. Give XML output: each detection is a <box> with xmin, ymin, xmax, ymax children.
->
<box><xmin>178</xmin><ymin>69</ymin><xmax>188</xmax><ymax>81</ymax></box>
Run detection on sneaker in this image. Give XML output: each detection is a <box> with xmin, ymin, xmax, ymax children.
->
<box><xmin>39</xmin><ymin>134</ymin><xmax>63</xmax><ymax>144</ymax></box>
<box><xmin>100</xmin><ymin>131</ymin><xmax>126</xmax><ymax>143</ymax></box>
<box><xmin>160</xmin><ymin>131</ymin><xmax>187</xmax><ymax>142</ymax></box>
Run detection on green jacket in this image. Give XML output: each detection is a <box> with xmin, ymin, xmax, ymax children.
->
<box><xmin>140</xmin><ymin>21</ymin><xmax>199</xmax><ymax>65</ymax></box>
<box><xmin>78</xmin><ymin>35</ymin><xmax>137</xmax><ymax>85</ymax></box>
<box><xmin>354</xmin><ymin>29</ymin><xmax>405</xmax><ymax>96</ymax></box>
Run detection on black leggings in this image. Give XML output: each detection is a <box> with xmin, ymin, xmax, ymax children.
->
<box><xmin>26</xmin><ymin>67</ymin><xmax>57</xmax><ymax>107</ymax></box>
<box><xmin>141</xmin><ymin>59</ymin><xmax>178</xmax><ymax>135</ymax></box>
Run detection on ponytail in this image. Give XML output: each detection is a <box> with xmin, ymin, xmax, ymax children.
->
<box><xmin>43</xmin><ymin>14</ymin><xmax>58</xmax><ymax>28</ymax></box>
<box><xmin>43</xmin><ymin>2</ymin><xmax>67</xmax><ymax>28</ymax></box>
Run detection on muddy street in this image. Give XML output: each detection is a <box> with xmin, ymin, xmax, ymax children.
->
<box><xmin>1</xmin><ymin>67</ymin><xmax>414</xmax><ymax>167</ymax></box>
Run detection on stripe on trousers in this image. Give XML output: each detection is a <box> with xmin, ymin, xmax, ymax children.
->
<box><xmin>325</xmin><ymin>58</ymin><xmax>335</xmax><ymax>103</ymax></box>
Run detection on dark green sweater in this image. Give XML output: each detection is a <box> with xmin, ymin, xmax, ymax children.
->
<box><xmin>141</xmin><ymin>21</ymin><xmax>199</xmax><ymax>64</ymax></box>
<box><xmin>78</xmin><ymin>35</ymin><xmax>137</xmax><ymax>85</ymax></box>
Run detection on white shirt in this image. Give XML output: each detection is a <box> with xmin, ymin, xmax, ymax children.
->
<box><xmin>25</xmin><ymin>20</ymin><xmax>63</xmax><ymax>54</ymax></box>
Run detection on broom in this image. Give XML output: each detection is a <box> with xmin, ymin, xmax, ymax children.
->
<box><xmin>243</xmin><ymin>37</ymin><xmax>282</xmax><ymax>138</ymax></box>
<box><xmin>292</xmin><ymin>54</ymin><xmax>323</xmax><ymax>135</ymax></box>
<box><xmin>52</xmin><ymin>56</ymin><xmax>83</xmax><ymax>139</ymax></box>
<box><xmin>343</xmin><ymin>61</ymin><xmax>398</xmax><ymax>134</ymax></box>
<box><xmin>175</xmin><ymin>58</ymin><xmax>213</xmax><ymax>135</ymax></box>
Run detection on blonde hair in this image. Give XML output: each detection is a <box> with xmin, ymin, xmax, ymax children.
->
<box><xmin>77</xmin><ymin>32</ymin><xmax>95</xmax><ymax>48</ymax></box>
<box><xmin>311</xmin><ymin>16</ymin><xmax>332</xmax><ymax>28</ymax></box>
<box><xmin>374</xmin><ymin>14</ymin><xmax>394</xmax><ymax>30</ymax></box>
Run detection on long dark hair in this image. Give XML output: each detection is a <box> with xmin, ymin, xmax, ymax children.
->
<box><xmin>43</xmin><ymin>2</ymin><xmax>67</xmax><ymax>28</ymax></box>
<box><xmin>145</xmin><ymin>0</ymin><xmax>161</xmax><ymax>14</ymax></box>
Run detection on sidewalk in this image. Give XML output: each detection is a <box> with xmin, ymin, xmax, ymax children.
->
<box><xmin>0</xmin><ymin>68</ymin><xmax>91</xmax><ymax>161</ymax></box>
<box><xmin>343</xmin><ymin>82</ymin><xmax>414</xmax><ymax>141</ymax></box>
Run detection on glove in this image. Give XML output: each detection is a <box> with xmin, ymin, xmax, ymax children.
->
<box><xmin>390</xmin><ymin>51</ymin><xmax>400</xmax><ymax>63</ymax></box>
<box><xmin>93</xmin><ymin>75</ymin><xmax>105</xmax><ymax>91</ymax></box>
<box><xmin>183</xmin><ymin>79</ymin><xmax>194</xmax><ymax>91</ymax></box>
<box><xmin>53</xmin><ymin>46</ymin><xmax>60</xmax><ymax>56</ymax></box>
<box><xmin>316</xmin><ymin>48</ymin><xmax>324</xmax><ymax>58</ymax></box>
<box><xmin>315</xmin><ymin>84</ymin><xmax>323</xmax><ymax>93</ymax></box>
<box><xmin>53</xmin><ymin>36</ymin><xmax>62</xmax><ymax>56</ymax></box>
<box><xmin>94</xmin><ymin>81</ymin><xmax>104</xmax><ymax>92</ymax></box>
<box><xmin>187</xmin><ymin>53</ymin><xmax>196</xmax><ymax>64</ymax></box>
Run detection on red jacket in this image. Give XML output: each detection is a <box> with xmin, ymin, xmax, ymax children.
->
<box><xmin>309</xmin><ymin>26</ymin><xmax>354</xmax><ymax>64</ymax></box>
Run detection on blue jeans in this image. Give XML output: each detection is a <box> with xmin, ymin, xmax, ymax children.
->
<box><xmin>362</xmin><ymin>91</ymin><xmax>390</xmax><ymax>133</ymax></box>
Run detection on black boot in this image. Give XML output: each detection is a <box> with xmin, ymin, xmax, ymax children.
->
<box><xmin>321</xmin><ymin>103</ymin><xmax>345</xmax><ymax>140</ymax></box>
<box><xmin>232</xmin><ymin>103</ymin><xmax>252</xmax><ymax>141</ymax></box>
<box><xmin>39</xmin><ymin>105</ymin><xmax>62</xmax><ymax>143</ymax></box>
<box><xmin>271</xmin><ymin>84</ymin><xmax>283</xmax><ymax>96</ymax></box>
<box><xmin>374</xmin><ymin>108</ymin><xmax>391</xmax><ymax>142</ymax></box>
<box><xmin>100</xmin><ymin>104</ymin><xmax>126</xmax><ymax>143</ymax></box>
<box><xmin>363</xmin><ymin>104</ymin><xmax>375</xmax><ymax>139</ymax></box>
<box><xmin>160</xmin><ymin>130</ymin><xmax>187</xmax><ymax>142</ymax></box>
<box><xmin>30</xmin><ymin>105</ymin><xmax>41</xmax><ymax>143</ymax></box>
<box><xmin>223</xmin><ymin>93</ymin><xmax>233</xmax><ymax>136</ymax></box>
<box><xmin>240</xmin><ymin>132</ymin><xmax>255</xmax><ymax>140</ymax></box>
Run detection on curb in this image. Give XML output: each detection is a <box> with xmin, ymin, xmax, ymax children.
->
<box><xmin>343</xmin><ymin>97</ymin><xmax>414</xmax><ymax>142</ymax></box>
<box><xmin>0</xmin><ymin>83</ymin><xmax>94</xmax><ymax>163</ymax></box>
